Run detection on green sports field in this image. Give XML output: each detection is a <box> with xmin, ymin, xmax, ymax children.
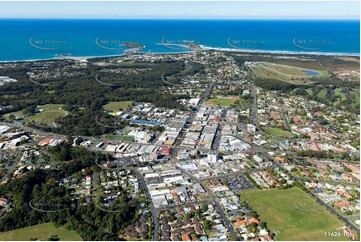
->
<box><xmin>30</xmin><ymin>110</ymin><xmax>67</xmax><ymax>124</ymax></box>
<box><xmin>241</xmin><ymin>187</ymin><xmax>349</xmax><ymax>241</ymax></box>
<box><xmin>103</xmin><ymin>101</ymin><xmax>134</xmax><ymax>113</ymax></box>
<box><xmin>0</xmin><ymin>222</ymin><xmax>82</xmax><ymax>241</ymax></box>
<box><xmin>38</xmin><ymin>104</ymin><xmax>64</xmax><ymax>111</ymax></box>
<box><xmin>30</xmin><ymin>104</ymin><xmax>67</xmax><ymax>124</ymax></box>
<box><xmin>207</xmin><ymin>96</ymin><xmax>238</xmax><ymax>107</ymax></box>
<box><xmin>3</xmin><ymin>104</ymin><xmax>66</xmax><ymax>124</ymax></box>
<box><xmin>263</xmin><ymin>127</ymin><xmax>293</xmax><ymax>137</ymax></box>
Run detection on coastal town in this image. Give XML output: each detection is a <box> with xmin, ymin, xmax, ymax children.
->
<box><xmin>0</xmin><ymin>49</ymin><xmax>359</xmax><ymax>241</ymax></box>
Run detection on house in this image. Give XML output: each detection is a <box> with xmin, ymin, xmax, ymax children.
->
<box><xmin>253</xmin><ymin>155</ymin><xmax>263</xmax><ymax>163</ymax></box>
<box><xmin>0</xmin><ymin>198</ymin><xmax>9</xmax><ymax>206</ymax></box>
<box><xmin>344</xmin><ymin>228</ymin><xmax>356</xmax><ymax>240</ymax></box>
<box><xmin>335</xmin><ymin>201</ymin><xmax>350</xmax><ymax>208</ymax></box>
<box><xmin>157</xmin><ymin>146</ymin><xmax>171</xmax><ymax>156</ymax></box>
<box><xmin>270</xmin><ymin>112</ymin><xmax>282</xmax><ymax>120</ymax></box>
<box><xmin>262</xmin><ymin>234</ymin><xmax>273</xmax><ymax>241</ymax></box>
<box><xmin>234</xmin><ymin>220</ymin><xmax>248</xmax><ymax>228</ymax></box>
<box><xmin>249</xmin><ymin>217</ymin><xmax>260</xmax><ymax>225</ymax></box>
<box><xmin>247</xmin><ymin>124</ymin><xmax>256</xmax><ymax>133</ymax></box>
<box><xmin>39</xmin><ymin>138</ymin><xmax>54</xmax><ymax>146</ymax></box>
<box><xmin>182</xmin><ymin>233</ymin><xmax>191</xmax><ymax>241</ymax></box>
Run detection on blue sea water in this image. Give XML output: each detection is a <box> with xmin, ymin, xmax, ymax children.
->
<box><xmin>0</xmin><ymin>19</ymin><xmax>359</xmax><ymax>61</ymax></box>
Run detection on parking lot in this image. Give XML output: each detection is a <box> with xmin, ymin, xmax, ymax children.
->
<box><xmin>226</xmin><ymin>175</ymin><xmax>253</xmax><ymax>192</ymax></box>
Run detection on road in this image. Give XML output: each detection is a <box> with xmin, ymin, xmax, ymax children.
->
<box><xmin>200</xmin><ymin>168</ymin><xmax>259</xmax><ymax>182</ymax></box>
<box><xmin>296</xmin><ymin>176</ymin><xmax>360</xmax><ymax>186</ymax></box>
<box><xmin>1</xmin><ymin>56</ymin><xmax>359</xmax><ymax>239</ymax></box>
<box><xmin>0</xmin><ymin>148</ymin><xmax>22</xmax><ymax>182</ymax></box>
<box><xmin>270</xmin><ymin>158</ymin><xmax>360</xmax><ymax>233</ymax></box>
<box><xmin>280</xmin><ymin>108</ymin><xmax>291</xmax><ymax>131</ymax></box>
<box><xmin>212</xmin><ymin>108</ymin><xmax>227</xmax><ymax>151</ymax></box>
<box><xmin>174</xmin><ymin>164</ymin><xmax>240</xmax><ymax>240</ymax></box>
<box><xmin>155</xmin><ymin>200</ymin><xmax>210</xmax><ymax>212</ymax></box>
<box><xmin>134</xmin><ymin>169</ymin><xmax>159</xmax><ymax>241</ymax></box>
<box><xmin>245</xmin><ymin>65</ymin><xmax>257</xmax><ymax>126</ymax></box>
<box><xmin>159</xmin><ymin>69</ymin><xmax>243</xmax><ymax>239</ymax></box>
<box><xmin>171</xmin><ymin>77</ymin><xmax>216</xmax><ymax>158</ymax></box>
<box><xmin>92</xmin><ymin>172</ymin><xmax>99</xmax><ymax>202</ymax></box>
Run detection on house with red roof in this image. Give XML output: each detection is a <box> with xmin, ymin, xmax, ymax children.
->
<box><xmin>39</xmin><ymin>138</ymin><xmax>53</xmax><ymax>146</ymax></box>
<box><xmin>181</xmin><ymin>233</ymin><xmax>191</xmax><ymax>241</ymax></box>
<box><xmin>335</xmin><ymin>201</ymin><xmax>350</xmax><ymax>208</ymax></box>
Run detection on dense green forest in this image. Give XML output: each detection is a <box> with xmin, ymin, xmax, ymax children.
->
<box><xmin>0</xmin><ymin>144</ymin><xmax>138</xmax><ymax>240</ymax></box>
<box><xmin>0</xmin><ymin>59</ymin><xmax>204</xmax><ymax>136</ymax></box>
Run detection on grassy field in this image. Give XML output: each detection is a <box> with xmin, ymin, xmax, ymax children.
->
<box><xmin>317</xmin><ymin>89</ymin><xmax>328</xmax><ymax>99</ymax></box>
<box><xmin>334</xmin><ymin>88</ymin><xmax>347</xmax><ymax>101</ymax></box>
<box><xmin>0</xmin><ymin>222</ymin><xmax>82</xmax><ymax>241</ymax></box>
<box><xmin>259</xmin><ymin>62</ymin><xmax>323</xmax><ymax>77</ymax></box>
<box><xmin>207</xmin><ymin>96</ymin><xmax>238</xmax><ymax>107</ymax></box>
<box><xmin>323</xmin><ymin>57</ymin><xmax>360</xmax><ymax>72</ymax></box>
<box><xmin>31</xmin><ymin>110</ymin><xmax>67</xmax><ymax>124</ymax></box>
<box><xmin>39</xmin><ymin>104</ymin><xmax>64</xmax><ymax>111</ymax></box>
<box><xmin>354</xmin><ymin>91</ymin><xmax>360</xmax><ymax>108</ymax></box>
<box><xmin>253</xmin><ymin>62</ymin><xmax>327</xmax><ymax>84</ymax></box>
<box><xmin>2</xmin><ymin>104</ymin><xmax>67</xmax><ymax>125</ymax></box>
<box><xmin>2</xmin><ymin>109</ymin><xmax>26</xmax><ymax>120</ymax></box>
<box><xmin>271</xmin><ymin>59</ymin><xmax>325</xmax><ymax>71</ymax></box>
<box><xmin>306</xmin><ymin>88</ymin><xmax>313</xmax><ymax>95</ymax></box>
<box><xmin>30</xmin><ymin>104</ymin><xmax>67</xmax><ymax>124</ymax></box>
<box><xmin>241</xmin><ymin>188</ymin><xmax>349</xmax><ymax>241</ymax></box>
<box><xmin>263</xmin><ymin>127</ymin><xmax>293</xmax><ymax>137</ymax></box>
<box><xmin>103</xmin><ymin>101</ymin><xmax>134</xmax><ymax>113</ymax></box>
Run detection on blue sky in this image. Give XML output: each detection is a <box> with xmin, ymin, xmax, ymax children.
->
<box><xmin>0</xmin><ymin>1</ymin><xmax>359</xmax><ymax>19</ymax></box>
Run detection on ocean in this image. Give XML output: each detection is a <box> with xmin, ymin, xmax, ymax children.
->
<box><xmin>0</xmin><ymin>19</ymin><xmax>359</xmax><ymax>61</ymax></box>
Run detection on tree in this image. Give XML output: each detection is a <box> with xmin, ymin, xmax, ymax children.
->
<box><xmin>183</xmin><ymin>212</ymin><xmax>191</xmax><ymax>220</ymax></box>
<box><xmin>260</xmin><ymin>221</ymin><xmax>267</xmax><ymax>228</ymax></box>
<box><xmin>248</xmin><ymin>222</ymin><xmax>257</xmax><ymax>233</ymax></box>
<box><xmin>168</xmin><ymin>213</ymin><xmax>176</xmax><ymax>222</ymax></box>
<box><xmin>48</xmin><ymin>235</ymin><xmax>59</xmax><ymax>241</ymax></box>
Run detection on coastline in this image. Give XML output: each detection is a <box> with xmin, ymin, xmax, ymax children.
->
<box><xmin>199</xmin><ymin>45</ymin><xmax>360</xmax><ymax>57</ymax></box>
<box><xmin>0</xmin><ymin>45</ymin><xmax>359</xmax><ymax>64</ymax></box>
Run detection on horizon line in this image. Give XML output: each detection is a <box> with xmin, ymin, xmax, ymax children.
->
<box><xmin>0</xmin><ymin>17</ymin><xmax>359</xmax><ymax>20</ymax></box>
